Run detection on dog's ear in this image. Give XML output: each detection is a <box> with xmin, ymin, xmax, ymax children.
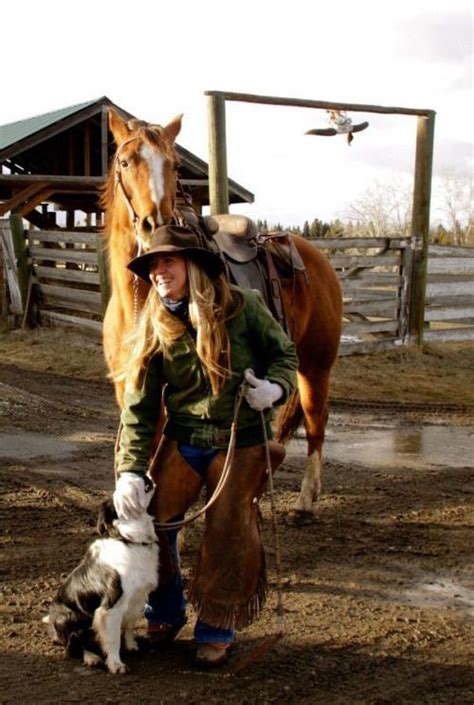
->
<box><xmin>49</xmin><ymin>603</ymin><xmax>82</xmax><ymax>652</ymax></box>
<box><xmin>66</xmin><ymin>631</ymin><xmax>85</xmax><ymax>659</ymax></box>
<box><xmin>97</xmin><ymin>499</ymin><xmax>119</xmax><ymax>537</ymax></box>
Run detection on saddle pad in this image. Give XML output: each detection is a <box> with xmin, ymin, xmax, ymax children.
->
<box><xmin>213</xmin><ymin>231</ymin><xmax>257</xmax><ymax>263</ymax></box>
<box><xmin>225</xmin><ymin>259</ymin><xmax>267</xmax><ymax>292</ymax></box>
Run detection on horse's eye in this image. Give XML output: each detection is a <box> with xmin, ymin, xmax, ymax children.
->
<box><xmin>120</xmin><ymin>159</ymin><xmax>129</xmax><ymax>168</ymax></box>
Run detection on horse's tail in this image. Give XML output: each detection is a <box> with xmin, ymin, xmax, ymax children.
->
<box><xmin>274</xmin><ymin>389</ymin><xmax>303</xmax><ymax>445</ymax></box>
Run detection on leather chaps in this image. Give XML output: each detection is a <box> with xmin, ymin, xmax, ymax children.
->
<box><xmin>148</xmin><ymin>436</ymin><xmax>286</xmax><ymax>630</ymax></box>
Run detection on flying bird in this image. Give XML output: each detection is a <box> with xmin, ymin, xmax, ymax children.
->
<box><xmin>306</xmin><ymin>110</ymin><xmax>369</xmax><ymax>145</ymax></box>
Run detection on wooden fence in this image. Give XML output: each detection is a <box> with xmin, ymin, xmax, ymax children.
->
<box><xmin>1</xmin><ymin>219</ymin><xmax>473</xmax><ymax>351</ymax></box>
<box><xmin>423</xmin><ymin>245</ymin><xmax>474</xmax><ymax>343</ymax></box>
<box><xmin>31</xmin><ymin>227</ymin><xmax>108</xmax><ymax>338</ymax></box>
<box><xmin>0</xmin><ymin>219</ymin><xmax>106</xmax><ymax>339</ymax></box>
<box><xmin>312</xmin><ymin>237</ymin><xmax>474</xmax><ymax>353</ymax></box>
<box><xmin>312</xmin><ymin>236</ymin><xmax>410</xmax><ymax>355</ymax></box>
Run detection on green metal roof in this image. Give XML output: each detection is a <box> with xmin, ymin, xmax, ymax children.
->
<box><xmin>0</xmin><ymin>98</ymin><xmax>103</xmax><ymax>152</ymax></box>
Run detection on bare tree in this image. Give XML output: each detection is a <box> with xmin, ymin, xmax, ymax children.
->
<box><xmin>343</xmin><ymin>177</ymin><xmax>412</xmax><ymax>237</ymax></box>
<box><xmin>436</xmin><ymin>168</ymin><xmax>473</xmax><ymax>246</ymax></box>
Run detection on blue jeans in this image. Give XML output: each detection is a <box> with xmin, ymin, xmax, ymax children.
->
<box><xmin>145</xmin><ymin>443</ymin><xmax>235</xmax><ymax>645</ymax></box>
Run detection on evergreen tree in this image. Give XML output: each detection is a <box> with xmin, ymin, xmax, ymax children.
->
<box><xmin>327</xmin><ymin>218</ymin><xmax>345</xmax><ymax>237</ymax></box>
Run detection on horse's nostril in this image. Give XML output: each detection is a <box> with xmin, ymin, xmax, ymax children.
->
<box><xmin>141</xmin><ymin>216</ymin><xmax>156</xmax><ymax>235</ymax></box>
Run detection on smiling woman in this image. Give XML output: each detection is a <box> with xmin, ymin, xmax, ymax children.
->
<box><xmin>149</xmin><ymin>255</ymin><xmax>188</xmax><ymax>301</ymax></box>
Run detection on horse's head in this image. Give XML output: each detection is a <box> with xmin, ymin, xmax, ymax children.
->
<box><xmin>108</xmin><ymin>109</ymin><xmax>182</xmax><ymax>249</ymax></box>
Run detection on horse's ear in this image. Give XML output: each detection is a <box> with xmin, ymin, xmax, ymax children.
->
<box><xmin>163</xmin><ymin>114</ymin><xmax>183</xmax><ymax>144</ymax></box>
<box><xmin>109</xmin><ymin>109</ymin><xmax>132</xmax><ymax>145</ymax></box>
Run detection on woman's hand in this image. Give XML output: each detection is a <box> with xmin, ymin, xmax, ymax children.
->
<box><xmin>243</xmin><ymin>369</ymin><xmax>283</xmax><ymax>411</ymax></box>
<box><xmin>113</xmin><ymin>472</ymin><xmax>148</xmax><ymax>520</ymax></box>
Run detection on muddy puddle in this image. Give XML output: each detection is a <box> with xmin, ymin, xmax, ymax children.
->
<box><xmin>0</xmin><ymin>431</ymin><xmax>79</xmax><ymax>460</ymax></box>
<box><xmin>2</xmin><ymin>423</ymin><xmax>473</xmax><ymax>469</ymax></box>
<box><xmin>320</xmin><ymin>424</ymin><xmax>473</xmax><ymax>470</ymax></box>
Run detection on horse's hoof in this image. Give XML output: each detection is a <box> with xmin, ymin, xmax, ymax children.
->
<box><xmin>285</xmin><ymin>510</ymin><xmax>315</xmax><ymax>526</ymax></box>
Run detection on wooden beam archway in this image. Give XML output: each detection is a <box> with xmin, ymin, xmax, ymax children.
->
<box><xmin>205</xmin><ymin>90</ymin><xmax>436</xmax><ymax>346</ymax></box>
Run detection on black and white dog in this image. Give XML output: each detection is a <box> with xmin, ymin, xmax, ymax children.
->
<box><xmin>43</xmin><ymin>476</ymin><xmax>158</xmax><ymax>674</ymax></box>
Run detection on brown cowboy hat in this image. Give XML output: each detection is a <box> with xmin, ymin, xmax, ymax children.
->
<box><xmin>127</xmin><ymin>225</ymin><xmax>225</xmax><ymax>282</ymax></box>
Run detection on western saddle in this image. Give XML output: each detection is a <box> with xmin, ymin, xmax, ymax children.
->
<box><xmin>176</xmin><ymin>203</ymin><xmax>306</xmax><ymax>332</ymax></box>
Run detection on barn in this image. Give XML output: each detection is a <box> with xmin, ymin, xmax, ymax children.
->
<box><xmin>0</xmin><ymin>96</ymin><xmax>253</xmax><ymax>226</ymax></box>
<box><xmin>0</xmin><ymin>97</ymin><xmax>253</xmax><ymax>335</ymax></box>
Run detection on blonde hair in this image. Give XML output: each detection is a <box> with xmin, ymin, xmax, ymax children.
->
<box><xmin>115</xmin><ymin>260</ymin><xmax>242</xmax><ymax>395</ymax></box>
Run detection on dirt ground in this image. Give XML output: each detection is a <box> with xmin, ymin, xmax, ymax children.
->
<box><xmin>1</xmin><ymin>331</ymin><xmax>473</xmax><ymax>705</ymax></box>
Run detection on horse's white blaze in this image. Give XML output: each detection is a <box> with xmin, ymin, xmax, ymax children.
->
<box><xmin>140</xmin><ymin>144</ymin><xmax>165</xmax><ymax>225</ymax></box>
<box><xmin>295</xmin><ymin>451</ymin><xmax>321</xmax><ymax>512</ymax></box>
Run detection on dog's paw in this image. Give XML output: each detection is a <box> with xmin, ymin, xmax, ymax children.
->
<box><xmin>107</xmin><ymin>659</ymin><xmax>130</xmax><ymax>675</ymax></box>
<box><xmin>124</xmin><ymin>635</ymin><xmax>139</xmax><ymax>652</ymax></box>
<box><xmin>83</xmin><ymin>650</ymin><xmax>102</xmax><ymax>668</ymax></box>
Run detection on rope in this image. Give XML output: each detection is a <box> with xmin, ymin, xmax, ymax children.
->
<box><xmin>260</xmin><ymin>410</ymin><xmax>286</xmax><ymax>631</ymax></box>
<box><xmin>152</xmin><ymin>380</ymin><xmax>246</xmax><ymax>531</ymax></box>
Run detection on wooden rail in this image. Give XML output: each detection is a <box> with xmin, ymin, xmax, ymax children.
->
<box><xmin>1</xmin><ymin>221</ymin><xmax>472</xmax><ymax>350</ymax></box>
<box><xmin>25</xmin><ymin>228</ymin><xmax>106</xmax><ymax>338</ymax></box>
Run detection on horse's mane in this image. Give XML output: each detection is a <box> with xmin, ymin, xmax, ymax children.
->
<box><xmin>100</xmin><ymin>122</ymin><xmax>179</xmax><ymax>242</ymax></box>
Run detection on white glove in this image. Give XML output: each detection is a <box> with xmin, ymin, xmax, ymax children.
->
<box><xmin>113</xmin><ymin>472</ymin><xmax>147</xmax><ymax>520</ymax></box>
<box><xmin>243</xmin><ymin>369</ymin><xmax>283</xmax><ymax>411</ymax></box>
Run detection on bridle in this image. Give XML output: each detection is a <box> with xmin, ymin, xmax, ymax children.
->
<box><xmin>114</xmin><ymin>129</ymin><xmax>181</xmax><ymax>324</ymax></box>
<box><xmin>114</xmin><ymin>133</ymin><xmax>148</xmax><ymax>259</ymax></box>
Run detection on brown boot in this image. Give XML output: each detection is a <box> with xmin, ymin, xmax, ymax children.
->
<box><xmin>195</xmin><ymin>642</ymin><xmax>230</xmax><ymax>668</ymax></box>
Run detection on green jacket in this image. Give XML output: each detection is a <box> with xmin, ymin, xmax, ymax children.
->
<box><xmin>116</xmin><ymin>287</ymin><xmax>298</xmax><ymax>475</ymax></box>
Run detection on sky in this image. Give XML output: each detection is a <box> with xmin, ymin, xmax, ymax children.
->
<box><xmin>1</xmin><ymin>0</ymin><xmax>472</xmax><ymax>227</ymax></box>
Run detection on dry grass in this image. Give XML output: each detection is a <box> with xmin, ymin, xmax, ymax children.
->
<box><xmin>332</xmin><ymin>343</ymin><xmax>474</xmax><ymax>405</ymax></box>
<box><xmin>1</xmin><ymin>328</ymin><xmax>473</xmax><ymax>406</ymax></box>
<box><xmin>0</xmin><ymin>328</ymin><xmax>108</xmax><ymax>381</ymax></box>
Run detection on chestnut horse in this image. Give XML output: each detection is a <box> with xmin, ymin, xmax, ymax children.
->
<box><xmin>102</xmin><ymin>110</ymin><xmax>342</xmax><ymax>516</ymax></box>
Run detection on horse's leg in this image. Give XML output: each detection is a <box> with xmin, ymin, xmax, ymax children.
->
<box><xmin>103</xmin><ymin>295</ymin><xmax>127</xmax><ymax>408</ymax></box>
<box><xmin>294</xmin><ymin>366</ymin><xmax>331</xmax><ymax>515</ymax></box>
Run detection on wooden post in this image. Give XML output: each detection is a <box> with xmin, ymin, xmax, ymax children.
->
<box><xmin>96</xmin><ymin>234</ymin><xmax>110</xmax><ymax>315</ymax></box>
<box><xmin>9</xmin><ymin>214</ymin><xmax>29</xmax><ymax>310</ymax></box>
<box><xmin>207</xmin><ymin>94</ymin><xmax>229</xmax><ymax>215</ymax></box>
<box><xmin>84</xmin><ymin>122</ymin><xmax>91</xmax><ymax>177</ymax></box>
<box><xmin>398</xmin><ymin>240</ymin><xmax>414</xmax><ymax>343</ymax></box>
<box><xmin>409</xmin><ymin>112</ymin><xmax>436</xmax><ymax>346</ymax></box>
<box><xmin>101</xmin><ymin>107</ymin><xmax>109</xmax><ymax>177</ymax></box>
